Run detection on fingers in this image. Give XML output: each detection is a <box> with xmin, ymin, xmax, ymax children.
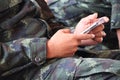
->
<box><xmin>100</xmin><ymin>16</ymin><xmax>109</xmax><ymax>23</ymax></box>
<box><xmin>92</xmin><ymin>31</ymin><xmax>106</xmax><ymax>43</ymax></box>
<box><xmin>93</xmin><ymin>37</ymin><xmax>103</xmax><ymax>43</ymax></box>
<box><xmin>91</xmin><ymin>24</ymin><xmax>105</xmax><ymax>33</ymax></box>
<box><xmin>95</xmin><ymin>31</ymin><xmax>106</xmax><ymax>37</ymax></box>
<box><xmin>91</xmin><ymin>16</ymin><xmax>109</xmax><ymax>33</ymax></box>
<box><xmin>80</xmin><ymin>13</ymin><xmax>98</xmax><ymax>24</ymax></box>
<box><xmin>75</xmin><ymin>33</ymin><xmax>95</xmax><ymax>40</ymax></box>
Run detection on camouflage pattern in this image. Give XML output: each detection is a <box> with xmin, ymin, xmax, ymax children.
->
<box><xmin>47</xmin><ymin>0</ymin><xmax>120</xmax><ymax>49</ymax></box>
<box><xmin>47</xmin><ymin>0</ymin><xmax>120</xmax><ymax>29</ymax></box>
<box><xmin>35</xmin><ymin>57</ymin><xmax>120</xmax><ymax>80</ymax></box>
<box><xmin>1</xmin><ymin>0</ymin><xmax>120</xmax><ymax>80</ymax></box>
<box><xmin>0</xmin><ymin>0</ymin><xmax>22</xmax><ymax>12</ymax></box>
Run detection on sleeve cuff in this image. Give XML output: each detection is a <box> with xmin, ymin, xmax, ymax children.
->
<box><xmin>30</xmin><ymin>38</ymin><xmax>47</xmax><ymax>65</ymax></box>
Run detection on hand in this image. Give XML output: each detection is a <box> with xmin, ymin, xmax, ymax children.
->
<box><xmin>74</xmin><ymin>13</ymin><xmax>109</xmax><ymax>46</ymax></box>
<box><xmin>47</xmin><ymin>29</ymin><xmax>95</xmax><ymax>58</ymax></box>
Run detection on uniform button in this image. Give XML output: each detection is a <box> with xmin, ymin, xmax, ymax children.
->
<box><xmin>35</xmin><ymin>57</ymin><xmax>41</xmax><ymax>62</ymax></box>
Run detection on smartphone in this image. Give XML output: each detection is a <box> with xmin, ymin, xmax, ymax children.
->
<box><xmin>80</xmin><ymin>17</ymin><xmax>106</xmax><ymax>34</ymax></box>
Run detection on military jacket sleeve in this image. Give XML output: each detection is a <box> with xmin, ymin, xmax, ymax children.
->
<box><xmin>110</xmin><ymin>0</ymin><xmax>120</xmax><ymax>30</ymax></box>
<box><xmin>47</xmin><ymin>0</ymin><xmax>120</xmax><ymax>30</ymax></box>
<box><xmin>0</xmin><ymin>0</ymin><xmax>53</xmax><ymax>76</ymax></box>
<box><xmin>0</xmin><ymin>37</ymin><xmax>48</xmax><ymax>76</ymax></box>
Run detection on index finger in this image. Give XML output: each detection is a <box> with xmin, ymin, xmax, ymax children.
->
<box><xmin>74</xmin><ymin>34</ymin><xmax>95</xmax><ymax>40</ymax></box>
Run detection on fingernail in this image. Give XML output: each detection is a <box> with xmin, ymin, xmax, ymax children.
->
<box><xmin>101</xmin><ymin>38</ymin><xmax>103</xmax><ymax>41</ymax></box>
<box><xmin>92</xmin><ymin>34</ymin><xmax>95</xmax><ymax>38</ymax></box>
<box><xmin>104</xmin><ymin>17</ymin><xmax>109</xmax><ymax>22</ymax></box>
<box><xmin>103</xmin><ymin>32</ymin><xmax>106</xmax><ymax>36</ymax></box>
<box><xmin>93</xmin><ymin>13</ymin><xmax>98</xmax><ymax>16</ymax></box>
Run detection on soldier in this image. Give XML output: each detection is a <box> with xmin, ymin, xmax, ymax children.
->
<box><xmin>46</xmin><ymin>0</ymin><xmax>120</xmax><ymax>49</ymax></box>
<box><xmin>1</xmin><ymin>0</ymin><xmax>120</xmax><ymax>80</ymax></box>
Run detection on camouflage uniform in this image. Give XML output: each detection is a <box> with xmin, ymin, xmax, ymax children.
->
<box><xmin>1</xmin><ymin>0</ymin><xmax>120</xmax><ymax>80</ymax></box>
<box><xmin>47</xmin><ymin>0</ymin><xmax>120</xmax><ymax>49</ymax></box>
<box><xmin>47</xmin><ymin>0</ymin><xmax>120</xmax><ymax>29</ymax></box>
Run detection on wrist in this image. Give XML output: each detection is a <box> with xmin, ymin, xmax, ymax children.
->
<box><xmin>46</xmin><ymin>40</ymin><xmax>55</xmax><ymax>59</ymax></box>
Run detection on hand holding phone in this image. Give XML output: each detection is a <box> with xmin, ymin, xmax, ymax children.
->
<box><xmin>71</xmin><ymin>17</ymin><xmax>109</xmax><ymax>34</ymax></box>
<box><xmin>80</xmin><ymin>17</ymin><xmax>108</xmax><ymax>34</ymax></box>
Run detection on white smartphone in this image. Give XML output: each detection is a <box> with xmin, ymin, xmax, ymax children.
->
<box><xmin>80</xmin><ymin>17</ymin><xmax>106</xmax><ymax>34</ymax></box>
